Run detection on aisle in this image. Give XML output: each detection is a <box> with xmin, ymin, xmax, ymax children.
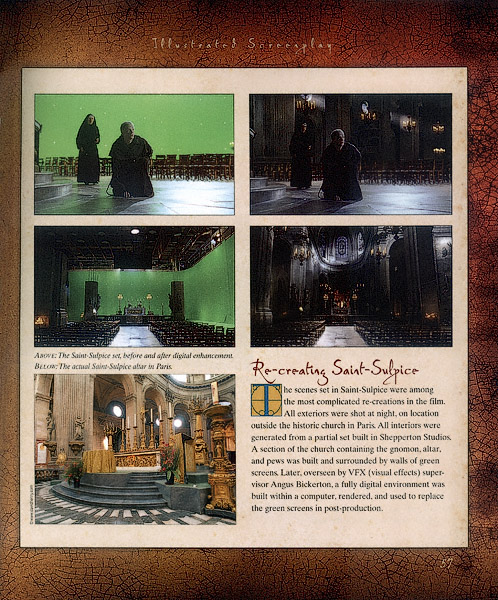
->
<box><xmin>314</xmin><ymin>326</ymin><xmax>367</xmax><ymax>347</ymax></box>
<box><xmin>110</xmin><ymin>325</ymin><xmax>162</xmax><ymax>347</ymax></box>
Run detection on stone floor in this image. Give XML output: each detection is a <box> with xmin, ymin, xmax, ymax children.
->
<box><xmin>35</xmin><ymin>176</ymin><xmax>234</xmax><ymax>215</ymax></box>
<box><xmin>251</xmin><ymin>181</ymin><xmax>452</xmax><ymax>215</ymax></box>
<box><xmin>314</xmin><ymin>325</ymin><xmax>368</xmax><ymax>347</ymax></box>
<box><xmin>110</xmin><ymin>325</ymin><xmax>162</xmax><ymax>347</ymax></box>
<box><xmin>35</xmin><ymin>482</ymin><xmax>235</xmax><ymax>525</ymax></box>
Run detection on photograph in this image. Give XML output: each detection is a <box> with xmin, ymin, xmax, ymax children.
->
<box><xmin>250</xmin><ymin>94</ymin><xmax>451</xmax><ymax>215</ymax></box>
<box><xmin>251</xmin><ymin>225</ymin><xmax>452</xmax><ymax>347</ymax></box>
<box><xmin>34</xmin><ymin>226</ymin><xmax>235</xmax><ymax>347</ymax></box>
<box><xmin>34</xmin><ymin>373</ymin><xmax>236</xmax><ymax>524</ymax></box>
<box><xmin>34</xmin><ymin>94</ymin><xmax>234</xmax><ymax>215</ymax></box>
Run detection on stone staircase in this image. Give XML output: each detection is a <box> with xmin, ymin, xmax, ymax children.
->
<box><xmin>250</xmin><ymin>176</ymin><xmax>286</xmax><ymax>205</ymax></box>
<box><xmin>35</xmin><ymin>172</ymin><xmax>72</xmax><ymax>202</ymax></box>
<box><xmin>52</xmin><ymin>472</ymin><xmax>168</xmax><ymax>509</ymax></box>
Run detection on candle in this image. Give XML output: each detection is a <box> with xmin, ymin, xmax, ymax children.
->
<box><xmin>134</xmin><ymin>413</ymin><xmax>137</xmax><ymax>427</ymax></box>
<box><xmin>168</xmin><ymin>403</ymin><xmax>172</xmax><ymax>418</ymax></box>
<box><xmin>127</xmin><ymin>416</ymin><xmax>129</xmax><ymax>429</ymax></box>
<box><xmin>151</xmin><ymin>408</ymin><xmax>153</xmax><ymax>422</ymax></box>
<box><xmin>121</xmin><ymin>418</ymin><xmax>124</xmax><ymax>430</ymax></box>
<box><xmin>159</xmin><ymin>406</ymin><xmax>162</xmax><ymax>420</ymax></box>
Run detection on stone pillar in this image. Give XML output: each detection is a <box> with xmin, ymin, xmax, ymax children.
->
<box><xmin>35</xmin><ymin>392</ymin><xmax>52</xmax><ymax>441</ymax></box>
<box><xmin>403</xmin><ymin>227</ymin><xmax>423</xmax><ymax>323</ymax></box>
<box><xmin>84</xmin><ymin>280</ymin><xmax>99</xmax><ymax>321</ymax></box>
<box><xmin>251</xmin><ymin>226</ymin><xmax>274</xmax><ymax>325</ymax></box>
<box><xmin>53</xmin><ymin>375</ymin><xmax>94</xmax><ymax>463</ymax></box>
<box><xmin>170</xmin><ymin>281</ymin><xmax>184</xmax><ymax>321</ymax></box>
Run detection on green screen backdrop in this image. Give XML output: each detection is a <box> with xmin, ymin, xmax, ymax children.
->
<box><xmin>67</xmin><ymin>236</ymin><xmax>235</xmax><ymax>326</ymax></box>
<box><xmin>35</xmin><ymin>94</ymin><xmax>234</xmax><ymax>158</ymax></box>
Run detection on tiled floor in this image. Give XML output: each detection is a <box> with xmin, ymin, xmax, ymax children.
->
<box><xmin>35</xmin><ymin>482</ymin><xmax>235</xmax><ymax>525</ymax></box>
<box><xmin>251</xmin><ymin>181</ymin><xmax>452</xmax><ymax>215</ymax></box>
<box><xmin>35</xmin><ymin>176</ymin><xmax>234</xmax><ymax>215</ymax></box>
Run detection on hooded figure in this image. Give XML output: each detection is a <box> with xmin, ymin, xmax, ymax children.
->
<box><xmin>76</xmin><ymin>114</ymin><xmax>100</xmax><ymax>184</ymax></box>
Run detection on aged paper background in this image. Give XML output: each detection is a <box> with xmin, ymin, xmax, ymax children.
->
<box><xmin>1</xmin><ymin>1</ymin><xmax>497</xmax><ymax>598</ymax></box>
<box><xmin>20</xmin><ymin>67</ymin><xmax>467</xmax><ymax>550</ymax></box>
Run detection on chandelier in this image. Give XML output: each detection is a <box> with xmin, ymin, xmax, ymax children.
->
<box><xmin>402</xmin><ymin>116</ymin><xmax>416</xmax><ymax>132</ymax></box>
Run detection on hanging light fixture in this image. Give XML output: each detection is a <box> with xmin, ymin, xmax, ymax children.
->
<box><xmin>402</xmin><ymin>115</ymin><xmax>417</xmax><ymax>132</ymax></box>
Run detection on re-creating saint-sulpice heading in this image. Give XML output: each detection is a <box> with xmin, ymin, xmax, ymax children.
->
<box><xmin>251</xmin><ymin>358</ymin><xmax>420</xmax><ymax>386</ymax></box>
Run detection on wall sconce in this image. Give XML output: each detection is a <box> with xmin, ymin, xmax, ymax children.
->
<box><xmin>432</xmin><ymin>121</ymin><xmax>445</xmax><ymax>134</ymax></box>
<box><xmin>433</xmin><ymin>147</ymin><xmax>446</xmax><ymax>154</ymax></box>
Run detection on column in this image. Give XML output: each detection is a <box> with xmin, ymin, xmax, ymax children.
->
<box><xmin>53</xmin><ymin>375</ymin><xmax>95</xmax><ymax>462</ymax></box>
<box><xmin>251</xmin><ymin>226</ymin><xmax>274</xmax><ymax>326</ymax></box>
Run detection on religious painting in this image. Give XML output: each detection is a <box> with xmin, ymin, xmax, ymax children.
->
<box><xmin>251</xmin><ymin>226</ymin><xmax>452</xmax><ymax>347</ymax></box>
<box><xmin>34</xmin><ymin>226</ymin><xmax>235</xmax><ymax>347</ymax></box>
<box><xmin>34</xmin><ymin>94</ymin><xmax>234</xmax><ymax>215</ymax></box>
<box><xmin>250</xmin><ymin>94</ymin><xmax>452</xmax><ymax>215</ymax></box>
<box><xmin>33</xmin><ymin>373</ymin><xmax>236</xmax><ymax>526</ymax></box>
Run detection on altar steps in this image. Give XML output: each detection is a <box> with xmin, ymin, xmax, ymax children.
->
<box><xmin>52</xmin><ymin>473</ymin><xmax>168</xmax><ymax>509</ymax></box>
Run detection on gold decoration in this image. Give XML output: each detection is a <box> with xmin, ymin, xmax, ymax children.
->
<box><xmin>115</xmin><ymin>450</ymin><xmax>159</xmax><ymax>468</ymax></box>
<box><xmin>204</xmin><ymin>403</ymin><xmax>236</xmax><ymax>512</ymax></box>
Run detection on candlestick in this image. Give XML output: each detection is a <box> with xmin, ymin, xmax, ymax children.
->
<box><xmin>132</xmin><ymin>426</ymin><xmax>138</xmax><ymax>451</ymax></box>
<box><xmin>149</xmin><ymin>423</ymin><xmax>155</xmax><ymax>449</ymax></box>
<box><xmin>126</xmin><ymin>427</ymin><xmax>131</xmax><ymax>451</ymax></box>
<box><xmin>159</xmin><ymin>419</ymin><xmax>164</xmax><ymax>445</ymax></box>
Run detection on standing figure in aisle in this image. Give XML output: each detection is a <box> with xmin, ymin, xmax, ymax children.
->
<box><xmin>76</xmin><ymin>113</ymin><xmax>100</xmax><ymax>185</ymax></box>
<box><xmin>289</xmin><ymin>121</ymin><xmax>313</xmax><ymax>190</ymax></box>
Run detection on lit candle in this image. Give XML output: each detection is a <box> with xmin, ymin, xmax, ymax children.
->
<box><xmin>134</xmin><ymin>413</ymin><xmax>137</xmax><ymax>427</ymax></box>
<box><xmin>159</xmin><ymin>405</ymin><xmax>162</xmax><ymax>420</ymax></box>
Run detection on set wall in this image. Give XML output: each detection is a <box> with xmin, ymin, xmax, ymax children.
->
<box><xmin>35</xmin><ymin>94</ymin><xmax>234</xmax><ymax>158</ymax></box>
<box><xmin>67</xmin><ymin>236</ymin><xmax>235</xmax><ymax>326</ymax></box>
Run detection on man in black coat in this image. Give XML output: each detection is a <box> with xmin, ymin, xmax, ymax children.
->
<box><xmin>110</xmin><ymin>121</ymin><xmax>154</xmax><ymax>198</ymax></box>
<box><xmin>321</xmin><ymin>129</ymin><xmax>362</xmax><ymax>202</ymax></box>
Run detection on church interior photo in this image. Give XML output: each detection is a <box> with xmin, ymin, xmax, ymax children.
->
<box><xmin>250</xmin><ymin>93</ymin><xmax>452</xmax><ymax>215</ymax></box>
<box><xmin>34</xmin><ymin>94</ymin><xmax>234</xmax><ymax>215</ymax></box>
<box><xmin>34</xmin><ymin>226</ymin><xmax>235</xmax><ymax>347</ymax></box>
<box><xmin>34</xmin><ymin>373</ymin><xmax>236</xmax><ymax>524</ymax></box>
<box><xmin>251</xmin><ymin>226</ymin><xmax>452</xmax><ymax>347</ymax></box>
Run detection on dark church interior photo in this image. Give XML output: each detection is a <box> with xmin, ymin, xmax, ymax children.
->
<box><xmin>34</xmin><ymin>226</ymin><xmax>235</xmax><ymax>347</ymax></box>
<box><xmin>251</xmin><ymin>226</ymin><xmax>452</xmax><ymax>347</ymax></box>
<box><xmin>34</xmin><ymin>94</ymin><xmax>234</xmax><ymax>215</ymax></box>
<box><xmin>35</xmin><ymin>373</ymin><xmax>236</xmax><ymax>524</ymax></box>
<box><xmin>250</xmin><ymin>94</ymin><xmax>451</xmax><ymax>215</ymax></box>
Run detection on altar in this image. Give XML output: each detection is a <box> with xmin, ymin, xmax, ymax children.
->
<box><xmin>83</xmin><ymin>449</ymin><xmax>116</xmax><ymax>473</ymax></box>
<box><xmin>124</xmin><ymin>305</ymin><xmax>145</xmax><ymax>324</ymax></box>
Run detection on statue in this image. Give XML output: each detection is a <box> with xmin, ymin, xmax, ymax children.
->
<box><xmin>74</xmin><ymin>416</ymin><xmax>85</xmax><ymax>440</ymax></box>
<box><xmin>46</xmin><ymin>410</ymin><xmax>56</xmax><ymax>441</ymax></box>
